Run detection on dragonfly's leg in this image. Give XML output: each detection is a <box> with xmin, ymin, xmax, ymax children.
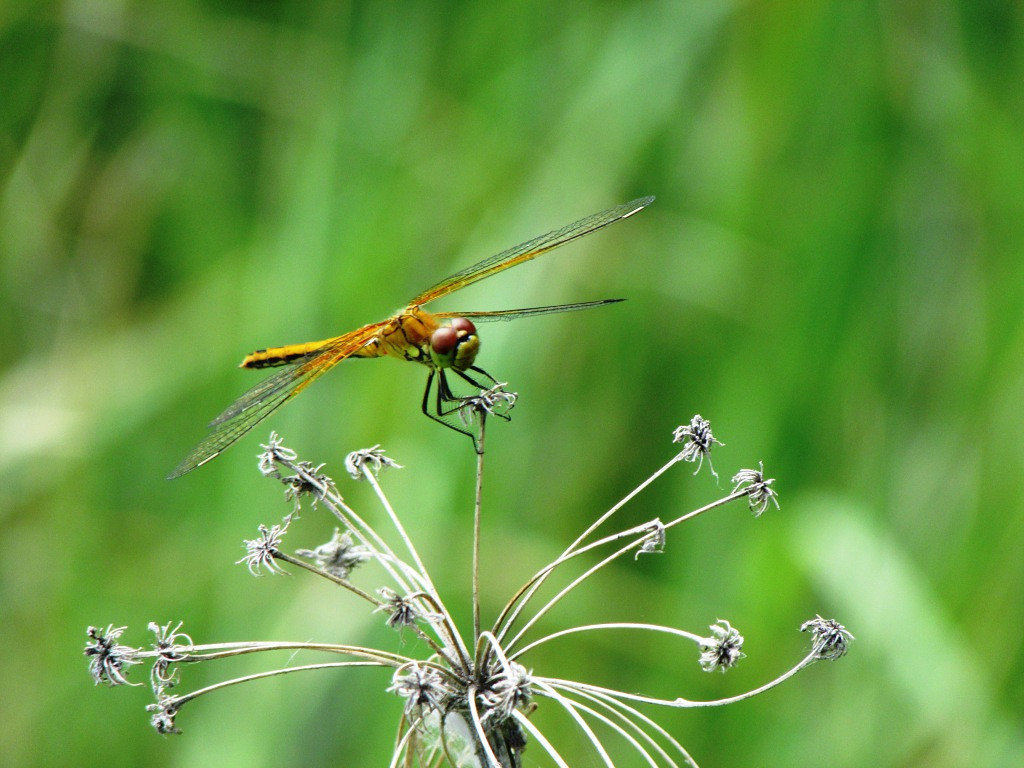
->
<box><xmin>436</xmin><ymin>370</ymin><xmax>487</xmax><ymax>420</ymax></box>
<box><xmin>421</xmin><ymin>367</ymin><xmax>436</xmax><ymax>419</ymax></box>
<box><xmin>453</xmin><ymin>367</ymin><xmax>512</xmax><ymax>422</ymax></box>
<box><xmin>422</xmin><ymin>368</ymin><xmax>476</xmax><ymax>442</ymax></box>
<box><xmin>438</xmin><ymin>369</ymin><xmax>460</xmax><ymax>404</ymax></box>
<box><xmin>425</xmin><ymin>368</ymin><xmax>465</xmax><ymax>421</ymax></box>
<box><xmin>466</xmin><ymin>365</ymin><xmax>499</xmax><ymax>386</ymax></box>
<box><xmin>453</xmin><ymin>369</ymin><xmax>487</xmax><ymax>390</ymax></box>
<box><xmin>437</xmin><ymin>371</ymin><xmax>484</xmax><ymax>452</ymax></box>
<box><xmin>437</xmin><ymin>370</ymin><xmax>477</xmax><ymax>414</ymax></box>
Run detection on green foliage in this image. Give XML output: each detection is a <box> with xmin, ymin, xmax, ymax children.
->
<box><xmin>2</xmin><ymin>1</ymin><xmax>1022</xmax><ymax>766</ymax></box>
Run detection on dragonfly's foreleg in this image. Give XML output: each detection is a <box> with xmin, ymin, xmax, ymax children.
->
<box><xmin>453</xmin><ymin>367</ymin><xmax>511</xmax><ymax>423</ymax></box>
<box><xmin>462</xmin><ymin>365</ymin><xmax>499</xmax><ymax>388</ymax></box>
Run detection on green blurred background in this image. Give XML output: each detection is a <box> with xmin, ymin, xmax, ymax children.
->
<box><xmin>2</xmin><ymin>1</ymin><xmax>1022</xmax><ymax>766</ymax></box>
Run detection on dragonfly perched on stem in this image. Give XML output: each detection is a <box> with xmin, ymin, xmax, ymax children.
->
<box><xmin>169</xmin><ymin>196</ymin><xmax>654</xmax><ymax>478</ymax></box>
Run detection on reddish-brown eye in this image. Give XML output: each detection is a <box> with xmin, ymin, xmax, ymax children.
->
<box><xmin>430</xmin><ymin>326</ymin><xmax>458</xmax><ymax>354</ymax></box>
<box><xmin>449</xmin><ymin>317</ymin><xmax>476</xmax><ymax>335</ymax></box>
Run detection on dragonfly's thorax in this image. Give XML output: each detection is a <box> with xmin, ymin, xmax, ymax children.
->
<box><xmin>374</xmin><ymin>307</ymin><xmax>480</xmax><ymax>372</ymax></box>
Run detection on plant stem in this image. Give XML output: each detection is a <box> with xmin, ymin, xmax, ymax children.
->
<box><xmin>473</xmin><ymin>414</ymin><xmax>487</xmax><ymax>649</ymax></box>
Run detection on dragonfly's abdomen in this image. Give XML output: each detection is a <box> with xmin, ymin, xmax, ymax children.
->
<box><xmin>241</xmin><ymin>339</ymin><xmax>337</xmax><ymax>369</ymax></box>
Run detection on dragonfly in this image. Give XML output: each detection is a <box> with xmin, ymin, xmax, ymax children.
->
<box><xmin>169</xmin><ymin>196</ymin><xmax>654</xmax><ymax>478</ymax></box>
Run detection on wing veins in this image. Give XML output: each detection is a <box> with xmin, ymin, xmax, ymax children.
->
<box><xmin>410</xmin><ymin>196</ymin><xmax>654</xmax><ymax>306</ymax></box>
<box><xmin>168</xmin><ymin>325</ymin><xmax>381</xmax><ymax>478</ymax></box>
<box><xmin>435</xmin><ymin>299</ymin><xmax>625</xmax><ymax>323</ymax></box>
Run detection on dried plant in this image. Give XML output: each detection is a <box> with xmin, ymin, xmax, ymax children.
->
<box><xmin>86</xmin><ymin>398</ymin><xmax>850</xmax><ymax>766</ymax></box>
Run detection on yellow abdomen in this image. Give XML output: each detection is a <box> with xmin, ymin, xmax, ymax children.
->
<box><xmin>240</xmin><ymin>338</ymin><xmax>341</xmax><ymax>368</ymax></box>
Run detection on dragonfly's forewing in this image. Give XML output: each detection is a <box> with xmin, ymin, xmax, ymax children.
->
<box><xmin>434</xmin><ymin>299</ymin><xmax>625</xmax><ymax>323</ymax></box>
<box><xmin>411</xmin><ymin>196</ymin><xmax>654</xmax><ymax>306</ymax></box>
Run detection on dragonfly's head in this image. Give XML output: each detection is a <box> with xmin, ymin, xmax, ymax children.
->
<box><xmin>429</xmin><ymin>317</ymin><xmax>480</xmax><ymax>371</ymax></box>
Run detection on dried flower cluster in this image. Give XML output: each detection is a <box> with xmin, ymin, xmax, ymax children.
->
<box><xmin>87</xmin><ymin>404</ymin><xmax>850</xmax><ymax>767</ymax></box>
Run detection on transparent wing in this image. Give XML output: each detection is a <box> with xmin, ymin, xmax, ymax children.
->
<box><xmin>410</xmin><ymin>196</ymin><xmax>654</xmax><ymax>306</ymax></box>
<box><xmin>434</xmin><ymin>298</ymin><xmax>625</xmax><ymax>323</ymax></box>
<box><xmin>168</xmin><ymin>323</ymin><xmax>384</xmax><ymax>479</ymax></box>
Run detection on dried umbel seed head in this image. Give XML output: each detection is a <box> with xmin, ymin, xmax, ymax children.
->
<box><xmin>84</xmin><ymin>625</ymin><xmax>140</xmax><ymax>687</ymax></box>
<box><xmin>801</xmin><ymin>616</ymin><xmax>854</xmax><ymax>660</ymax></box>
<box><xmin>698</xmin><ymin>620</ymin><xmax>746</xmax><ymax>673</ymax></box>
<box><xmin>673</xmin><ymin>414</ymin><xmax>723</xmax><ymax>478</ymax></box>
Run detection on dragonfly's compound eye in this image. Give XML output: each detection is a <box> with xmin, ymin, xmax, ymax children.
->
<box><xmin>430</xmin><ymin>326</ymin><xmax>458</xmax><ymax>356</ymax></box>
<box><xmin>430</xmin><ymin>318</ymin><xmax>480</xmax><ymax>370</ymax></box>
<box><xmin>431</xmin><ymin>318</ymin><xmax>477</xmax><ymax>356</ymax></box>
<box><xmin>449</xmin><ymin>317</ymin><xmax>476</xmax><ymax>336</ymax></box>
